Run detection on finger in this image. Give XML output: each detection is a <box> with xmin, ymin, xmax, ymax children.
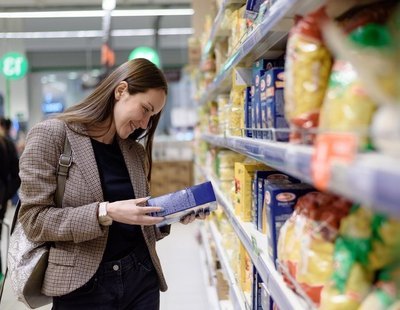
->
<box><xmin>196</xmin><ymin>210</ymin><xmax>206</xmax><ymax>220</ymax></box>
<box><xmin>140</xmin><ymin>206</ymin><xmax>164</xmax><ymax>214</ymax></box>
<box><xmin>141</xmin><ymin>216</ymin><xmax>165</xmax><ymax>225</ymax></box>
<box><xmin>134</xmin><ymin>196</ymin><xmax>151</xmax><ymax>206</ymax></box>
<box><xmin>180</xmin><ymin>211</ymin><xmax>194</xmax><ymax>224</ymax></box>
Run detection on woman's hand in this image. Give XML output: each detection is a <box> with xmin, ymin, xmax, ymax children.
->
<box><xmin>107</xmin><ymin>197</ymin><xmax>164</xmax><ymax>226</ymax></box>
<box><xmin>180</xmin><ymin>207</ymin><xmax>211</xmax><ymax>225</ymax></box>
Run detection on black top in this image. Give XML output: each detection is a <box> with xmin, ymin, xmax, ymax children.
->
<box><xmin>91</xmin><ymin>138</ymin><xmax>146</xmax><ymax>262</ymax></box>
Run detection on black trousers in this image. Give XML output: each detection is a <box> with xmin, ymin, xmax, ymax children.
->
<box><xmin>52</xmin><ymin>246</ymin><xmax>160</xmax><ymax>310</ymax></box>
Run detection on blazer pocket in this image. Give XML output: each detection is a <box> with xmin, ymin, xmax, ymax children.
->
<box><xmin>48</xmin><ymin>247</ymin><xmax>76</xmax><ymax>266</ymax></box>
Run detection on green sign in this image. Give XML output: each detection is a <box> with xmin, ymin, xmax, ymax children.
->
<box><xmin>129</xmin><ymin>46</ymin><xmax>160</xmax><ymax>67</ymax></box>
<box><xmin>0</xmin><ymin>52</ymin><xmax>28</xmax><ymax>80</ymax></box>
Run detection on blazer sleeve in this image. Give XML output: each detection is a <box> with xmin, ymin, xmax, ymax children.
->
<box><xmin>135</xmin><ymin>141</ymin><xmax>171</xmax><ymax>241</ymax></box>
<box><xmin>18</xmin><ymin>120</ymin><xmax>105</xmax><ymax>243</ymax></box>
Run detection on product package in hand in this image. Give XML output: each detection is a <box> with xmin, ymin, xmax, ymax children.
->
<box><xmin>148</xmin><ymin>181</ymin><xmax>217</xmax><ymax>227</ymax></box>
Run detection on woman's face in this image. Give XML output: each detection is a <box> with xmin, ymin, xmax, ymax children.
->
<box><xmin>113</xmin><ymin>82</ymin><xmax>166</xmax><ymax>139</ymax></box>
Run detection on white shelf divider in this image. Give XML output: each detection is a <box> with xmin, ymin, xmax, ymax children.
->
<box><xmin>208</xmin><ymin>175</ymin><xmax>308</xmax><ymax>310</ymax></box>
<box><xmin>202</xmin><ymin>133</ymin><xmax>400</xmax><ymax>218</ymax></box>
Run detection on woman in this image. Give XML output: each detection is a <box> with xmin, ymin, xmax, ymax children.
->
<box><xmin>18</xmin><ymin>58</ymin><xmax>205</xmax><ymax>310</ymax></box>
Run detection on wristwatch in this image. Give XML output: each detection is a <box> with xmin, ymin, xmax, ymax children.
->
<box><xmin>98</xmin><ymin>202</ymin><xmax>113</xmax><ymax>226</ymax></box>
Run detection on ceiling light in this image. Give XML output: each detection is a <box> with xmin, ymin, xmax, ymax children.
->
<box><xmin>102</xmin><ymin>0</ymin><xmax>116</xmax><ymax>11</ymax></box>
<box><xmin>0</xmin><ymin>8</ymin><xmax>194</xmax><ymax>19</ymax></box>
<box><xmin>0</xmin><ymin>28</ymin><xmax>194</xmax><ymax>39</ymax></box>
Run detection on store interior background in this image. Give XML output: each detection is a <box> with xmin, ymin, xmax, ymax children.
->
<box><xmin>0</xmin><ymin>0</ymin><xmax>212</xmax><ymax>140</ymax></box>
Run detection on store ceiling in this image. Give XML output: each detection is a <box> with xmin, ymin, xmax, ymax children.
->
<box><xmin>0</xmin><ymin>0</ymin><xmax>193</xmax><ymax>67</ymax></box>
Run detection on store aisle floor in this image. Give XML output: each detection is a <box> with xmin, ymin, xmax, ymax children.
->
<box><xmin>1</xmin><ymin>206</ymin><xmax>211</xmax><ymax>310</ymax></box>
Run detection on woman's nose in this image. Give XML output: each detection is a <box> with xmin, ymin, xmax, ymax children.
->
<box><xmin>139</xmin><ymin>115</ymin><xmax>150</xmax><ymax>129</ymax></box>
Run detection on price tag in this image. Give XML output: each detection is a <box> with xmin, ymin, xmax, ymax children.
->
<box><xmin>311</xmin><ymin>133</ymin><xmax>358</xmax><ymax>190</ymax></box>
<box><xmin>251</xmin><ymin>236</ymin><xmax>260</xmax><ymax>256</ymax></box>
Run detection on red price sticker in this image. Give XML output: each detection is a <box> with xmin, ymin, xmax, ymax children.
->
<box><xmin>312</xmin><ymin>133</ymin><xmax>358</xmax><ymax>190</ymax></box>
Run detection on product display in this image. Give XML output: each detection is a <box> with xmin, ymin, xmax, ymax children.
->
<box><xmin>149</xmin><ymin>181</ymin><xmax>217</xmax><ymax>227</ymax></box>
<box><xmin>193</xmin><ymin>0</ymin><xmax>400</xmax><ymax>309</ymax></box>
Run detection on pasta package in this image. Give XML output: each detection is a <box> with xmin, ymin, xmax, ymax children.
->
<box><xmin>278</xmin><ymin>192</ymin><xmax>352</xmax><ymax>305</ymax></box>
<box><xmin>284</xmin><ymin>7</ymin><xmax>333</xmax><ymax>144</ymax></box>
<box><xmin>319</xmin><ymin>59</ymin><xmax>376</xmax><ymax>147</ymax></box>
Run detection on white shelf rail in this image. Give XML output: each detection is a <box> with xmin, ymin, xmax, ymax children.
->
<box><xmin>202</xmin><ymin>134</ymin><xmax>400</xmax><ymax>218</ymax></box>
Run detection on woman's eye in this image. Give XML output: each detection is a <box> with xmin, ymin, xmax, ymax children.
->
<box><xmin>143</xmin><ymin>107</ymin><xmax>149</xmax><ymax>113</ymax></box>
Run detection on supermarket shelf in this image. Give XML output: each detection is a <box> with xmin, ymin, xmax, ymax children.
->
<box><xmin>208</xmin><ymin>176</ymin><xmax>309</xmax><ymax>310</ymax></box>
<box><xmin>202</xmin><ymin>134</ymin><xmax>400</xmax><ymax>218</ymax></box>
<box><xmin>198</xmin><ymin>227</ymin><xmax>222</xmax><ymax>310</ymax></box>
<box><xmin>202</xmin><ymin>0</ymin><xmax>246</xmax><ymax>58</ymax></box>
<box><xmin>199</xmin><ymin>0</ymin><xmax>321</xmax><ymax>106</ymax></box>
<box><xmin>208</xmin><ymin>221</ymin><xmax>250</xmax><ymax>310</ymax></box>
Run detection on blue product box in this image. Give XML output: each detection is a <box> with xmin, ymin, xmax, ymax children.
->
<box><xmin>259</xmin><ymin>72</ymin><xmax>269</xmax><ymax>140</ymax></box>
<box><xmin>264</xmin><ymin>183</ymin><xmax>315</xmax><ymax>265</ymax></box>
<box><xmin>263</xmin><ymin>68</ymin><xmax>289</xmax><ymax>141</ymax></box>
<box><xmin>244</xmin><ymin>86</ymin><xmax>253</xmax><ymax>138</ymax></box>
<box><xmin>252</xmin><ymin>266</ymin><xmax>262</xmax><ymax>309</ymax></box>
<box><xmin>257</xmin><ymin>173</ymin><xmax>300</xmax><ymax>232</ymax></box>
<box><xmin>148</xmin><ymin>181</ymin><xmax>217</xmax><ymax>227</ymax></box>
<box><xmin>260</xmin><ymin>282</ymin><xmax>273</xmax><ymax>310</ymax></box>
<box><xmin>253</xmin><ymin>69</ymin><xmax>265</xmax><ymax>139</ymax></box>
<box><xmin>245</xmin><ymin>0</ymin><xmax>264</xmax><ymax>20</ymax></box>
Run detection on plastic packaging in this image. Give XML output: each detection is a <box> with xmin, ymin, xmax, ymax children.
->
<box><xmin>284</xmin><ymin>7</ymin><xmax>332</xmax><ymax>144</ymax></box>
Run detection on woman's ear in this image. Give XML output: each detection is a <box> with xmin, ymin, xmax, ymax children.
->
<box><xmin>114</xmin><ymin>81</ymin><xmax>128</xmax><ymax>100</ymax></box>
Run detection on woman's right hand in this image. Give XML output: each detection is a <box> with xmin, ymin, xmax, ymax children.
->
<box><xmin>107</xmin><ymin>197</ymin><xmax>164</xmax><ymax>226</ymax></box>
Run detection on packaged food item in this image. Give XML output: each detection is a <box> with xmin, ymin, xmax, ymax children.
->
<box><xmin>284</xmin><ymin>7</ymin><xmax>333</xmax><ymax>144</ymax></box>
<box><xmin>332</xmin><ymin>0</ymin><xmax>398</xmax><ymax>33</ymax></box>
<box><xmin>319</xmin><ymin>58</ymin><xmax>376</xmax><ymax>148</ymax></box>
<box><xmin>359</xmin><ymin>264</ymin><xmax>400</xmax><ymax>310</ymax></box>
<box><xmin>149</xmin><ymin>181</ymin><xmax>217</xmax><ymax>227</ymax></box>
<box><xmin>319</xmin><ymin>206</ymin><xmax>376</xmax><ymax>309</ymax></box>
<box><xmin>278</xmin><ymin>192</ymin><xmax>352</xmax><ymax>305</ymax></box>
<box><xmin>254</xmin><ymin>171</ymin><xmax>300</xmax><ymax>230</ymax></box>
<box><xmin>264</xmin><ymin>183</ymin><xmax>315</xmax><ymax>265</ymax></box>
<box><xmin>234</xmin><ymin>162</ymin><xmax>271</xmax><ymax>221</ymax></box>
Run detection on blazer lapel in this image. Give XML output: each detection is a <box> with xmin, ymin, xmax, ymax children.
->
<box><xmin>118</xmin><ymin>138</ymin><xmax>147</xmax><ymax>199</ymax></box>
<box><xmin>65</xmin><ymin>124</ymin><xmax>104</xmax><ymax>202</ymax></box>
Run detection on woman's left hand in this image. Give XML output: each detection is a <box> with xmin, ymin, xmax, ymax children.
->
<box><xmin>180</xmin><ymin>207</ymin><xmax>210</xmax><ymax>225</ymax></box>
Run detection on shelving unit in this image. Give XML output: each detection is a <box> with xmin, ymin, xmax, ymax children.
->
<box><xmin>199</xmin><ymin>0</ymin><xmax>321</xmax><ymax>106</ymax></box>
<box><xmin>196</xmin><ymin>0</ymin><xmax>400</xmax><ymax>308</ymax></box>
<box><xmin>202</xmin><ymin>134</ymin><xmax>400</xmax><ymax>218</ymax></box>
<box><xmin>202</xmin><ymin>0</ymin><xmax>246</xmax><ymax>59</ymax></box>
<box><xmin>208</xmin><ymin>220</ymin><xmax>250</xmax><ymax>310</ymax></box>
<box><xmin>207</xmin><ymin>175</ymin><xmax>310</xmax><ymax>310</ymax></box>
<box><xmin>199</xmin><ymin>226</ymin><xmax>223</xmax><ymax>310</ymax></box>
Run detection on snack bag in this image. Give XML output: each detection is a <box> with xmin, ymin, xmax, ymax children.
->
<box><xmin>284</xmin><ymin>7</ymin><xmax>332</xmax><ymax>144</ymax></box>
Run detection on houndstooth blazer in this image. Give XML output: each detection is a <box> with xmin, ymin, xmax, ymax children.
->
<box><xmin>18</xmin><ymin>118</ymin><xmax>169</xmax><ymax>296</ymax></box>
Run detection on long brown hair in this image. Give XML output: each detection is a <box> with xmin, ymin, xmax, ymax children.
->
<box><xmin>57</xmin><ymin>58</ymin><xmax>168</xmax><ymax>181</ymax></box>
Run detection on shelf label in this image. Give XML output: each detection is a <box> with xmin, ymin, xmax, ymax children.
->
<box><xmin>312</xmin><ymin>133</ymin><xmax>358</xmax><ymax>190</ymax></box>
<box><xmin>251</xmin><ymin>236</ymin><xmax>261</xmax><ymax>256</ymax></box>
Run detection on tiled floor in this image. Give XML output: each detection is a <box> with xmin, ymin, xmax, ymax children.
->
<box><xmin>0</xmin><ymin>205</ymin><xmax>212</xmax><ymax>309</ymax></box>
